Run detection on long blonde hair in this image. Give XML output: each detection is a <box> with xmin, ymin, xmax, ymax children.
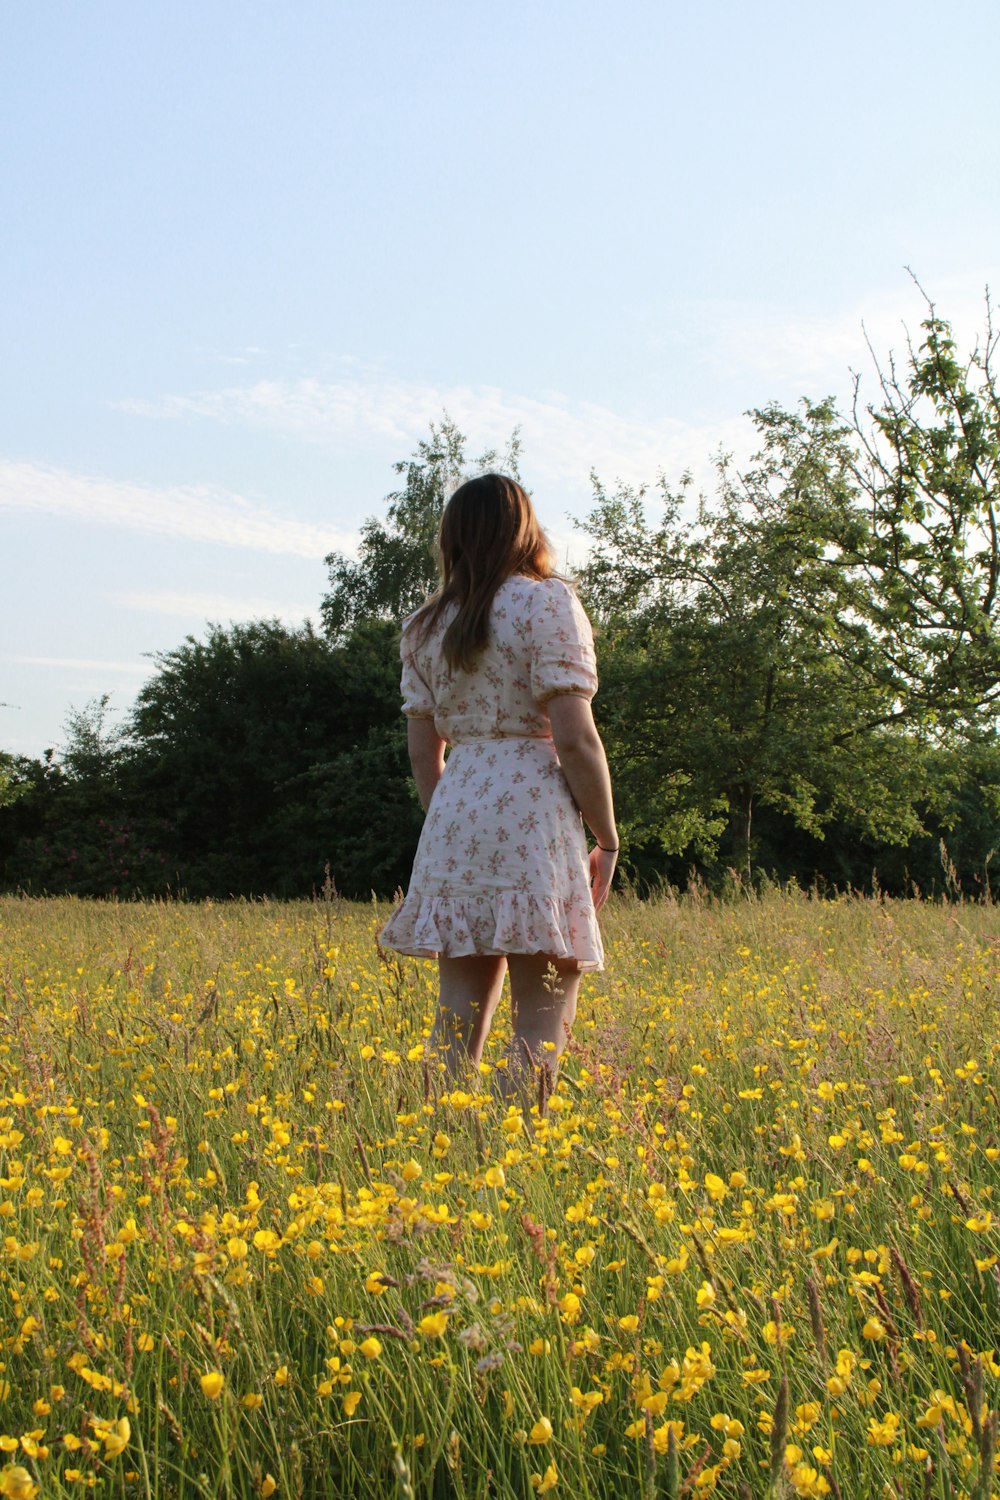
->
<box><xmin>410</xmin><ymin>474</ymin><xmax>557</xmax><ymax>670</ymax></box>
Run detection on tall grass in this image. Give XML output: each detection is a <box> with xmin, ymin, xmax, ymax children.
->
<box><xmin>0</xmin><ymin>888</ymin><xmax>998</xmax><ymax>1498</ymax></box>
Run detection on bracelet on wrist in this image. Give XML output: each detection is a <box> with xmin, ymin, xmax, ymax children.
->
<box><xmin>596</xmin><ymin>841</ymin><xmax>619</xmax><ymax>853</ymax></box>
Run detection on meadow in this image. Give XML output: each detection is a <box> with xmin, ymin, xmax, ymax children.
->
<box><xmin>0</xmin><ymin>889</ymin><xmax>998</xmax><ymax>1499</ymax></box>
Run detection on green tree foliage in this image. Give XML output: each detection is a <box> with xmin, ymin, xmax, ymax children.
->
<box><xmin>0</xmin><ymin>754</ymin><xmax>62</xmax><ymax>887</ymax></box>
<box><xmin>580</xmin><ymin>401</ymin><xmax>929</xmax><ymax>876</ymax></box>
<box><xmin>321</xmin><ymin>417</ymin><xmax>521</xmax><ymax>639</ymax></box>
<box><xmin>789</xmin><ymin>737</ymin><xmax>1000</xmax><ymax>899</ymax></box>
<box><xmin>127</xmin><ymin>618</ymin><xmax>422</xmax><ymax>897</ymax></box>
<box><xmin>0</xmin><ymin>624</ymin><xmax>425</xmax><ymax>899</ymax></box>
<box><xmin>0</xmin><ymin>752</ymin><xmax>20</xmax><ymax>810</ymax></box>
<box><xmin>580</xmin><ymin>300</ymin><xmax>1000</xmax><ymax>882</ymax></box>
<box><xmin>0</xmin><ymin>699</ymin><xmax>171</xmax><ymax>895</ymax></box>
<box><xmin>849</xmin><ymin>292</ymin><xmax>1000</xmax><ymax>728</ymax></box>
<box><xmin>2</xmin><ymin>326</ymin><xmax>998</xmax><ymax>901</ymax></box>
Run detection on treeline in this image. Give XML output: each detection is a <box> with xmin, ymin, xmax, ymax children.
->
<box><xmin>2</xmin><ymin>299</ymin><xmax>999</xmax><ymax>899</ymax></box>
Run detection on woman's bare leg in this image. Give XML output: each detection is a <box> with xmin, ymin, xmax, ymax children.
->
<box><xmin>496</xmin><ymin>954</ymin><xmax>582</xmax><ymax>1111</ymax></box>
<box><xmin>431</xmin><ymin>955</ymin><xmax>507</xmax><ymax>1077</ymax></box>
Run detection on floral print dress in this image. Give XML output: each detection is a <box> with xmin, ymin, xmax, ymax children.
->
<box><xmin>379</xmin><ymin>575</ymin><xmax>604</xmax><ymax>971</ymax></box>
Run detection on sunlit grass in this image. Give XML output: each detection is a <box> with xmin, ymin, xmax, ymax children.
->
<box><xmin>0</xmin><ymin>889</ymin><xmax>998</xmax><ymax>1497</ymax></box>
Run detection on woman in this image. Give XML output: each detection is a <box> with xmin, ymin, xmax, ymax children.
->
<box><xmin>379</xmin><ymin>473</ymin><xmax>617</xmax><ymax>1100</ymax></box>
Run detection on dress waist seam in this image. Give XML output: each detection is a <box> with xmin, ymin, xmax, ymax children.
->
<box><xmin>448</xmin><ymin>732</ymin><xmax>553</xmax><ymax>745</ymax></box>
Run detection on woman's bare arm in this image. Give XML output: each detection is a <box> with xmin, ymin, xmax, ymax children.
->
<box><xmin>546</xmin><ymin>694</ymin><xmax>618</xmax><ymax>910</ymax></box>
<box><xmin>546</xmin><ymin>695</ymin><xmax>616</xmax><ymax>843</ymax></box>
<box><xmin>407</xmin><ymin>719</ymin><xmax>447</xmax><ymax>811</ymax></box>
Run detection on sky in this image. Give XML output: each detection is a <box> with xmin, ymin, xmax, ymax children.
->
<box><xmin>2</xmin><ymin>0</ymin><xmax>999</xmax><ymax>758</ymax></box>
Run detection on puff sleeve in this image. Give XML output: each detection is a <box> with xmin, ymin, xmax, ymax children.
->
<box><xmin>400</xmin><ymin>621</ymin><xmax>436</xmax><ymax>719</ymax></box>
<box><xmin>529</xmin><ymin>578</ymin><xmax>598</xmax><ymax>705</ymax></box>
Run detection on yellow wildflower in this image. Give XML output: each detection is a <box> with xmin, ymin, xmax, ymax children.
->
<box><xmin>0</xmin><ymin>1466</ymin><xmax>37</xmax><ymax>1500</ymax></box>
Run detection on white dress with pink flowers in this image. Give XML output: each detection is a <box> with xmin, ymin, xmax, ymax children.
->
<box><xmin>379</xmin><ymin>575</ymin><xmax>604</xmax><ymax>971</ymax></box>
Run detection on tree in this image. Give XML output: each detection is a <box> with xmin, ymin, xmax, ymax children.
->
<box><xmin>0</xmin><ymin>752</ymin><xmax>20</xmax><ymax>810</ymax></box>
<box><xmin>57</xmin><ymin>693</ymin><xmax>128</xmax><ymax>781</ymax></box>
<box><xmin>579</xmin><ymin>296</ymin><xmax>1000</xmax><ymax>884</ymax></box>
<box><xmin>279</xmin><ymin>722</ymin><xmax>422</xmax><ymax>898</ymax></box>
<box><xmin>127</xmin><ymin>617</ymin><xmax>418</xmax><ymax>896</ymax></box>
<box><xmin>0</xmin><ymin>698</ymin><xmax>171</xmax><ymax>895</ymax></box>
<box><xmin>849</xmin><ymin>289</ymin><xmax>1000</xmax><ymax>731</ymax></box>
<box><xmin>578</xmin><ymin>399</ymin><xmax>928</xmax><ymax>877</ymax></box>
<box><xmin>7</xmin><ymin>318</ymin><xmax>998</xmax><ymax>899</ymax></box>
<box><xmin>321</xmin><ymin>417</ymin><xmax>521</xmax><ymax>640</ymax></box>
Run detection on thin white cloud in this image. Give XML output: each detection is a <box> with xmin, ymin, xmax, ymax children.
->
<box><xmin>118</xmin><ymin>280</ymin><xmax>998</xmax><ymax>502</ymax></box>
<box><xmin>121</xmin><ymin>378</ymin><xmax>750</xmax><ymax>497</ymax></box>
<box><xmin>9</xmin><ymin>655</ymin><xmax>150</xmax><ymax>674</ymax></box>
<box><xmin>112</xmin><ymin>589</ymin><xmax>319</xmax><ymax>623</ymax></box>
<box><xmin>0</xmin><ymin>459</ymin><xmax>355</xmax><ymax>559</ymax></box>
<box><xmin>91</xmin><ymin>276</ymin><xmax>997</xmax><ymax>560</ymax></box>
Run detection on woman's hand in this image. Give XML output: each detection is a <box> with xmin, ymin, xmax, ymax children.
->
<box><xmin>588</xmin><ymin>844</ymin><xmax>618</xmax><ymax>912</ymax></box>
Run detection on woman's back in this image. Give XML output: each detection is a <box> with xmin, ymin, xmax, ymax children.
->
<box><xmin>401</xmin><ymin>575</ymin><xmax>598</xmax><ymax>745</ymax></box>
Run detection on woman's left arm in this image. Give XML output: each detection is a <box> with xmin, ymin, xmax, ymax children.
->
<box><xmin>407</xmin><ymin>719</ymin><xmax>446</xmax><ymax>811</ymax></box>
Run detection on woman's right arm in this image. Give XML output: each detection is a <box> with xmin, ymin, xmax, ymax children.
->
<box><xmin>546</xmin><ymin>694</ymin><xmax>618</xmax><ymax>910</ymax></box>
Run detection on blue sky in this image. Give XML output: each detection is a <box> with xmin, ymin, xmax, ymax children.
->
<box><xmin>2</xmin><ymin>0</ymin><xmax>998</xmax><ymax>757</ymax></box>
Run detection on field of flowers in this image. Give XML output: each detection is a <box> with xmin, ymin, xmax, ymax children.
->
<box><xmin>0</xmin><ymin>889</ymin><xmax>998</xmax><ymax>1499</ymax></box>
